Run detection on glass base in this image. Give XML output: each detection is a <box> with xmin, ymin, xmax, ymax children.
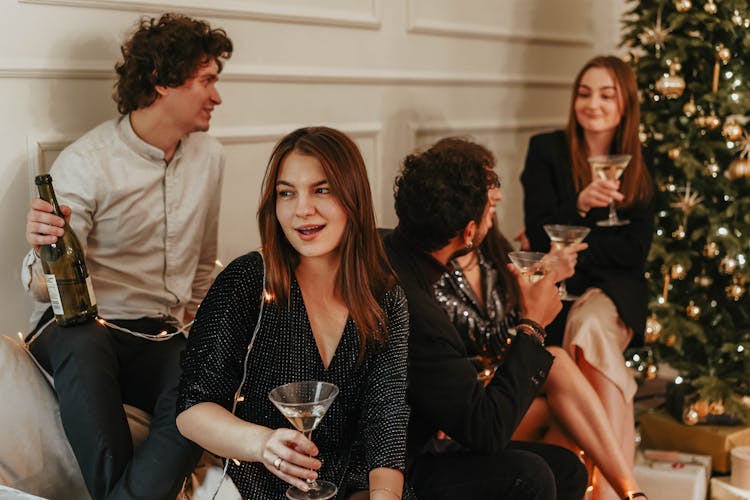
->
<box><xmin>286</xmin><ymin>481</ymin><xmax>338</xmax><ymax>500</ymax></box>
<box><xmin>596</xmin><ymin>218</ymin><xmax>630</xmax><ymax>227</ymax></box>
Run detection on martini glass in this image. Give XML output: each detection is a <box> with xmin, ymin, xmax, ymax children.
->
<box><xmin>588</xmin><ymin>154</ymin><xmax>632</xmax><ymax>227</ymax></box>
<box><xmin>508</xmin><ymin>251</ymin><xmax>549</xmax><ymax>284</ymax></box>
<box><xmin>269</xmin><ymin>381</ymin><xmax>340</xmax><ymax>500</ymax></box>
<box><xmin>543</xmin><ymin>224</ymin><xmax>590</xmax><ymax>301</ymax></box>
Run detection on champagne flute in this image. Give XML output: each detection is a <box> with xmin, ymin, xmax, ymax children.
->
<box><xmin>269</xmin><ymin>381</ymin><xmax>339</xmax><ymax>500</ymax></box>
<box><xmin>588</xmin><ymin>154</ymin><xmax>632</xmax><ymax>227</ymax></box>
<box><xmin>543</xmin><ymin>224</ymin><xmax>590</xmax><ymax>301</ymax></box>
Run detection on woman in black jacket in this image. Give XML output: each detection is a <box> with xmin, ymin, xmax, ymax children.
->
<box><xmin>521</xmin><ymin>56</ymin><xmax>654</xmax><ymax>500</ymax></box>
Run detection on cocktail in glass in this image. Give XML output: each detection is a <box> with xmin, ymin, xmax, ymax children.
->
<box><xmin>588</xmin><ymin>154</ymin><xmax>632</xmax><ymax>227</ymax></box>
<box><xmin>543</xmin><ymin>224</ymin><xmax>590</xmax><ymax>301</ymax></box>
<box><xmin>508</xmin><ymin>251</ymin><xmax>550</xmax><ymax>284</ymax></box>
<box><xmin>269</xmin><ymin>381</ymin><xmax>339</xmax><ymax>500</ymax></box>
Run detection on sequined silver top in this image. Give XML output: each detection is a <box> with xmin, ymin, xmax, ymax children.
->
<box><xmin>433</xmin><ymin>249</ymin><xmax>519</xmax><ymax>368</ymax></box>
<box><xmin>178</xmin><ymin>251</ymin><xmax>410</xmax><ymax>499</ymax></box>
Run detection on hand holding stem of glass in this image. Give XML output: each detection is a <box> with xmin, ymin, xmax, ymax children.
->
<box><xmin>269</xmin><ymin>381</ymin><xmax>339</xmax><ymax>500</ymax></box>
<box><xmin>543</xmin><ymin>224</ymin><xmax>590</xmax><ymax>301</ymax></box>
<box><xmin>588</xmin><ymin>154</ymin><xmax>631</xmax><ymax>227</ymax></box>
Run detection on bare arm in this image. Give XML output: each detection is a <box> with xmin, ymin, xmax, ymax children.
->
<box><xmin>369</xmin><ymin>467</ymin><xmax>404</xmax><ymax>499</ymax></box>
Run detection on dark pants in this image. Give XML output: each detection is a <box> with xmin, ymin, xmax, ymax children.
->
<box><xmin>29</xmin><ymin>312</ymin><xmax>202</xmax><ymax>500</ymax></box>
<box><xmin>407</xmin><ymin>440</ymin><xmax>587</xmax><ymax>500</ymax></box>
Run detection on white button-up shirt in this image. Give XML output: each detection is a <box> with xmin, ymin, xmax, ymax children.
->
<box><xmin>23</xmin><ymin>115</ymin><xmax>224</xmax><ymax>326</ymax></box>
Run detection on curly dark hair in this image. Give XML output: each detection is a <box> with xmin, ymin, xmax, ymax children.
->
<box><xmin>113</xmin><ymin>13</ymin><xmax>233</xmax><ymax>114</ymax></box>
<box><xmin>394</xmin><ymin>137</ymin><xmax>499</xmax><ymax>252</ymax></box>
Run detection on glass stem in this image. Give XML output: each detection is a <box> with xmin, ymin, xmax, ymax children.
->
<box><xmin>303</xmin><ymin>431</ymin><xmax>319</xmax><ymax>490</ymax></box>
<box><xmin>608</xmin><ymin>200</ymin><xmax>618</xmax><ymax>225</ymax></box>
<box><xmin>558</xmin><ymin>279</ymin><xmax>568</xmax><ymax>298</ymax></box>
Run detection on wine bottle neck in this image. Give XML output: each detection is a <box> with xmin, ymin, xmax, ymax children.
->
<box><xmin>37</xmin><ymin>182</ymin><xmax>63</xmax><ymax>218</ymax></box>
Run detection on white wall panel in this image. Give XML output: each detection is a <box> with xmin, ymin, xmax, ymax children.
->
<box><xmin>1</xmin><ymin>0</ymin><xmax>624</xmax><ymax>334</ymax></box>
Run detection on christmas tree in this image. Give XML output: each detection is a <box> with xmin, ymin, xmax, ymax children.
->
<box><xmin>621</xmin><ymin>0</ymin><xmax>750</xmax><ymax>424</ymax></box>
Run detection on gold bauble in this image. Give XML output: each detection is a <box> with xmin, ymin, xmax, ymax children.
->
<box><xmin>704</xmin><ymin>0</ymin><xmax>717</xmax><ymax>14</ymax></box>
<box><xmin>668</xmin><ymin>147</ymin><xmax>681</xmax><ymax>160</ymax></box>
<box><xmin>686</xmin><ymin>300</ymin><xmax>701</xmax><ymax>319</ymax></box>
<box><xmin>693</xmin><ymin>400</ymin><xmax>710</xmax><ymax>418</ymax></box>
<box><xmin>671</xmin><ymin>263</ymin><xmax>687</xmax><ymax>280</ymax></box>
<box><xmin>665</xmin><ymin>334</ymin><xmax>677</xmax><ymax>347</ymax></box>
<box><xmin>727</xmin><ymin>158</ymin><xmax>750</xmax><ymax>180</ymax></box>
<box><xmin>656</xmin><ymin>74</ymin><xmax>686</xmax><ymax>99</ymax></box>
<box><xmin>704</xmin><ymin>241</ymin><xmax>720</xmax><ymax>258</ymax></box>
<box><xmin>733</xmin><ymin>10</ymin><xmax>744</xmax><ymax>26</ymax></box>
<box><xmin>705</xmin><ymin>159</ymin><xmax>721</xmax><ymax>178</ymax></box>
<box><xmin>723</xmin><ymin>121</ymin><xmax>744</xmax><ymax>141</ymax></box>
<box><xmin>726</xmin><ymin>282</ymin><xmax>745</xmax><ymax>301</ymax></box>
<box><xmin>709</xmin><ymin>401</ymin><xmax>725</xmax><ymax>415</ymax></box>
<box><xmin>683</xmin><ymin>98</ymin><xmax>697</xmax><ymax>117</ymax></box>
<box><xmin>717</xmin><ymin>46</ymin><xmax>732</xmax><ymax>64</ymax></box>
<box><xmin>646</xmin><ymin>363</ymin><xmax>658</xmax><ymax>380</ymax></box>
<box><xmin>705</xmin><ymin>114</ymin><xmax>721</xmax><ymax>129</ymax></box>
<box><xmin>695</xmin><ymin>115</ymin><xmax>708</xmax><ymax>128</ymax></box>
<box><xmin>683</xmin><ymin>406</ymin><xmax>700</xmax><ymax>425</ymax></box>
<box><xmin>675</xmin><ymin>0</ymin><xmax>692</xmax><ymax>12</ymax></box>
<box><xmin>694</xmin><ymin>273</ymin><xmax>714</xmax><ymax>287</ymax></box>
<box><xmin>645</xmin><ymin>315</ymin><xmax>663</xmax><ymax>343</ymax></box>
<box><xmin>672</xmin><ymin>226</ymin><xmax>686</xmax><ymax>240</ymax></box>
<box><xmin>720</xmin><ymin>256</ymin><xmax>738</xmax><ymax>274</ymax></box>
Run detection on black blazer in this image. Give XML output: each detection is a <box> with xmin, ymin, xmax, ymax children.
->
<box><xmin>382</xmin><ymin>228</ymin><xmax>553</xmax><ymax>459</ymax></box>
<box><xmin>521</xmin><ymin>130</ymin><xmax>654</xmax><ymax>342</ymax></box>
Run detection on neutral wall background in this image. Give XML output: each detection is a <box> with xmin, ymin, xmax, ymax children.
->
<box><xmin>0</xmin><ymin>0</ymin><xmax>627</xmax><ymax>335</ymax></box>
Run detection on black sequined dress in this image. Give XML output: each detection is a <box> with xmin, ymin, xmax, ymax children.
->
<box><xmin>178</xmin><ymin>252</ymin><xmax>410</xmax><ymax>499</ymax></box>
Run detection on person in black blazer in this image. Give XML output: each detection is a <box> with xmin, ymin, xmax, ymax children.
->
<box><xmin>384</xmin><ymin>140</ymin><xmax>588</xmax><ymax>499</ymax></box>
<box><xmin>521</xmin><ymin>55</ymin><xmax>654</xmax><ymax>500</ymax></box>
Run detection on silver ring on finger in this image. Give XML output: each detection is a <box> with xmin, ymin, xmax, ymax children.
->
<box><xmin>274</xmin><ymin>457</ymin><xmax>283</xmax><ymax>470</ymax></box>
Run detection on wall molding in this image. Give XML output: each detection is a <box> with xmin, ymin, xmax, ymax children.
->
<box><xmin>18</xmin><ymin>0</ymin><xmax>382</xmax><ymax>29</ymax></box>
<box><xmin>1</xmin><ymin>62</ymin><xmax>573</xmax><ymax>88</ymax></box>
<box><xmin>406</xmin><ymin>0</ymin><xmax>592</xmax><ymax>46</ymax></box>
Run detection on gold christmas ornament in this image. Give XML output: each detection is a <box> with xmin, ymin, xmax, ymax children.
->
<box><xmin>665</xmin><ymin>334</ymin><xmax>677</xmax><ymax>347</ymax></box>
<box><xmin>671</xmin><ymin>263</ymin><xmax>687</xmax><ymax>279</ymax></box>
<box><xmin>720</xmin><ymin>256</ymin><xmax>738</xmax><ymax>274</ymax></box>
<box><xmin>694</xmin><ymin>115</ymin><xmax>707</xmax><ymax>128</ymax></box>
<box><xmin>717</xmin><ymin>45</ymin><xmax>732</xmax><ymax>64</ymax></box>
<box><xmin>705</xmin><ymin>114</ymin><xmax>721</xmax><ymax>130</ymax></box>
<box><xmin>694</xmin><ymin>273</ymin><xmax>714</xmax><ymax>287</ymax></box>
<box><xmin>723</xmin><ymin>121</ymin><xmax>744</xmax><ymax>141</ymax></box>
<box><xmin>686</xmin><ymin>300</ymin><xmax>701</xmax><ymax>319</ymax></box>
<box><xmin>640</xmin><ymin>5</ymin><xmax>673</xmax><ymax>57</ymax></box>
<box><xmin>704</xmin><ymin>241</ymin><xmax>720</xmax><ymax>258</ymax></box>
<box><xmin>726</xmin><ymin>281</ymin><xmax>745</xmax><ymax>301</ymax></box>
<box><xmin>733</xmin><ymin>10</ymin><xmax>744</xmax><ymax>26</ymax></box>
<box><xmin>728</xmin><ymin>157</ymin><xmax>750</xmax><ymax>180</ymax></box>
<box><xmin>704</xmin><ymin>0</ymin><xmax>717</xmax><ymax>14</ymax></box>
<box><xmin>683</xmin><ymin>97</ymin><xmax>697</xmax><ymax>117</ymax></box>
<box><xmin>646</xmin><ymin>363</ymin><xmax>658</xmax><ymax>380</ymax></box>
<box><xmin>675</xmin><ymin>0</ymin><xmax>692</xmax><ymax>12</ymax></box>
<box><xmin>704</xmin><ymin>159</ymin><xmax>720</xmax><ymax>178</ymax></box>
<box><xmin>656</xmin><ymin>62</ymin><xmax>686</xmax><ymax>99</ymax></box>
<box><xmin>668</xmin><ymin>147</ymin><xmax>681</xmax><ymax>160</ymax></box>
<box><xmin>683</xmin><ymin>406</ymin><xmax>700</xmax><ymax>425</ymax></box>
<box><xmin>645</xmin><ymin>315</ymin><xmax>663</xmax><ymax>343</ymax></box>
<box><xmin>672</xmin><ymin>226</ymin><xmax>686</xmax><ymax>240</ymax></box>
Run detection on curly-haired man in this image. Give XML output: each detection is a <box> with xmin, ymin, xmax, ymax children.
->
<box><xmin>22</xmin><ymin>13</ymin><xmax>232</xmax><ymax>499</ymax></box>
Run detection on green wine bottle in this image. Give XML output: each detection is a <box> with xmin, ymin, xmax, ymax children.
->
<box><xmin>35</xmin><ymin>174</ymin><xmax>98</xmax><ymax>326</ymax></box>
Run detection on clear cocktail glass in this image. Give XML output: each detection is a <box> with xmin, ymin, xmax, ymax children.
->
<box><xmin>543</xmin><ymin>224</ymin><xmax>590</xmax><ymax>301</ymax></box>
<box><xmin>588</xmin><ymin>154</ymin><xmax>632</xmax><ymax>227</ymax></box>
<box><xmin>269</xmin><ymin>381</ymin><xmax>339</xmax><ymax>500</ymax></box>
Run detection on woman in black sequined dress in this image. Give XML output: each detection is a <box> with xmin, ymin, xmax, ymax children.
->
<box><xmin>176</xmin><ymin>127</ymin><xmax>410</xmax><ymax>499</ymax></box>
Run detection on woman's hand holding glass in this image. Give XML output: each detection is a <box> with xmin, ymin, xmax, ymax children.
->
<box><xmin>260</xmin><ymin>427</ymin><xmax>321</xmax><ymax>492</ymax></box>
<box><xmin>547</xmin><ymin>241</ymin><xmax>588</xmax><ymax>282</ymax></box>
<box><xmin>576</xmin><ymin>178</ymin><xmax>624</xmax><ymax>214</ymax></box>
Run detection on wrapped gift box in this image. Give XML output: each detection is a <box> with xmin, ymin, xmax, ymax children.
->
<box><xmin>711</xmin><ymin>477</ymin><xmax>750</xmax><ymax>500</ymax></box>
<box><xmin>634</xmin><ymin>450</ymin><xmax>710</xmax><ymax>500</ymax></box>
<box><xmin>640</xmin><ymin>411</ymin><xmax>750</xmax><ymax>473</ymax></box>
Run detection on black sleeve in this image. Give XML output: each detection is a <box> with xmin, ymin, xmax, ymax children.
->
<box><xmin>177</xmin><ymin>252</ymin><xmax>263</xmax><ymax>413</ymax></box>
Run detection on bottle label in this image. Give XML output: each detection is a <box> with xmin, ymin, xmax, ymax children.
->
<box><xmin>44</xmin><ymin>274</ymin><xmax>64</xmax><ymax>315</ymax></box>
<box><xmin>86</xmin><ymin>276</ymin><xmax>97</xmax><ymax>306</ymax></box>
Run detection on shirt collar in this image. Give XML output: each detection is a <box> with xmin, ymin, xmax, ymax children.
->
<box><xmin>117</xmin><ymin>114</ymin><xmax>184</xmax><ymax>164</ymax></box>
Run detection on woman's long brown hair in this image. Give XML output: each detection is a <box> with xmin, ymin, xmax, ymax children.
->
<box><xmin>566</xmin><ymin>55</ymin><xmax>652</xmax><ymax>207</ymax></box>
<box><xmin>257</xmin><ymin>127</ymin><xmax>395</xmax><ymax>360</ymax></box>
